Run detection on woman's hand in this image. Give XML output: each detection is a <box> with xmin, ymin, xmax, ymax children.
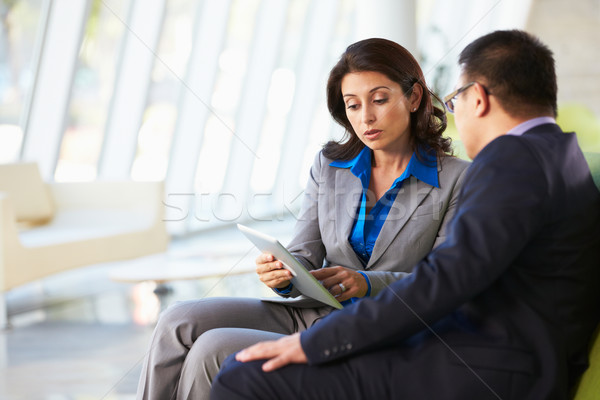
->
<box><xmin>236</xmin><ymin>333</ymin><xmax>307</xmax><ymax>372</ymax></box>
<box><xmin>311</xmin><ymin>266</ymin><xmax>368</xmax><ymax>302</ymax></box>
<box><xmin>255</xmin><ymin>253</ymin><xmax>293</xmax><ymax>289</ymax></box>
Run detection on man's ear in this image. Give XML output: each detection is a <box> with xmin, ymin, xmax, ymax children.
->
<box><xmin>410</xmin><ymin>83</ymin><xmax>424</xmax><ymax>110</ymax></box>
<box><xmin>473</xmin><ymin>83</ymin><xmax>490</xmax><ymax>117</ymax></box>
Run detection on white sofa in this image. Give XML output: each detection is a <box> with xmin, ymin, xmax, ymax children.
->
<box><xmin>0</xmin><ymin>163</ymin><xmax>169</xmax><ymax>327</ymax></box>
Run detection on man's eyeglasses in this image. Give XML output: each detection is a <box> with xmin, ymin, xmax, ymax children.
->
<box><xmin>443</xmin><ymin>81</ymin><xmax>484</xmax><ymax>114</ymax></box>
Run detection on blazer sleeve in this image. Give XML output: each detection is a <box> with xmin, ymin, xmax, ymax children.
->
<box><xmin>276</xmin><ymin>151</ymin><xmax>328</xmax><ymax>298</ymax></box>
<box><xmin>300</xmin><ymin>137</ymin><xmax>548</xmax><ymax>364</ymax></box>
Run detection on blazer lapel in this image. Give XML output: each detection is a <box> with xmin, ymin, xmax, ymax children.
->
<box><xmin>368</xmin><ymin>176</ymin><xmax>434</xmax><ymax>268</ymax></box>
<box><xmin>334</xmin><ymin>168</ymin><xmax>364</xmax><ymax>267</ymax></box>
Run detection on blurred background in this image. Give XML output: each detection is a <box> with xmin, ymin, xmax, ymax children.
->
<box><xmin>0</xmin><ymin>0</ymin><xmax>599</xmax><ymax>398</ymax></box>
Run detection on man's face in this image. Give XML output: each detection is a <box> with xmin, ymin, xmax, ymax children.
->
<box><xmin>452</xmin><ymin>74</ymin><xmax>479</xmax><ymax>159</ymax></box>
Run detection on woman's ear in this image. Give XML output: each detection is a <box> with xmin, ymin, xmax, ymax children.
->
<box><xmin>409</xmin><ymin>83</ymin><xmax>423</xmax><ymax>110</ymax></box>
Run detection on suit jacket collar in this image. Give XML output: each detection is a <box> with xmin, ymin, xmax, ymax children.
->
<box><xmin>522</xmin><ymin>122</ymin><xmax>563</xmax><ymax>135</ymax></box>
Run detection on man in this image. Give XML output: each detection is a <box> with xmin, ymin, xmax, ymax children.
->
<box><xmin>211</xmin><ymin>30</ymin><xmax>600</xmax><ymax>399</ymax></box>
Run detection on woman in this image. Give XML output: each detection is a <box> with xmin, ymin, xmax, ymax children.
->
<box><xmin>136</xmin><ymin>38</ymin><xmax>469</xmax><ymax>400</ymax></box>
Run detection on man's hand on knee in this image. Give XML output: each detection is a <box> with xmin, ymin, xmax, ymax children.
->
<box><xmin>235</xmin><ymin>333</ymin><xmax>307</xmax><ymax>372</ymax></box>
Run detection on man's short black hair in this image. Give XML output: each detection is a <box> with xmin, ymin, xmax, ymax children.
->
<box><xmin>458</xmin><ymin>30</ymin><xmax>557</xmax><ymax>117</ymax></box>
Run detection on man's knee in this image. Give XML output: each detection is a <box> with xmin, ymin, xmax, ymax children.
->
<box><xmin>220</xmin><ymin>352</ymin><xmax>238</xmax><ymax>371</ymax></box>
<box><xmin>211</xmin><ymin>355</ymin><xmax>264</xmax><ymax>400</ymax></box>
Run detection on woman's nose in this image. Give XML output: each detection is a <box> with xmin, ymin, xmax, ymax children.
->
<box><xmin>361</xmin><ymin>105</ymin><xmax>375</xmax><ymax>125</ymax></box>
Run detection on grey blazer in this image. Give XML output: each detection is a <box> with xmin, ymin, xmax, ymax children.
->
<box><xmin>280</xmin><ymin>150</ymin><xmax>470</xmax><ymax>301</ymax></box>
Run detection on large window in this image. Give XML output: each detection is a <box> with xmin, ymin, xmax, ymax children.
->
<box><xmin>55</xmin><ymin>0</ymin><xmax>131</xmax><ymax>181</ymax></box>
<box><xmin>0</xmin><ymin>0</ymin><xmax>44</xmax><ymax>163</ymax></box>
<box><xmin>193</xmin><ymin>0</ymin><xmax>260</xmax><ymax>196</ymax></box>
<box><xmin>131</xmin><ymin>0</ymin><xmax>198</xmax><ymax>181</ymax></box>
<box><xmin>249</xmin><ymin>0</ymin><xmax>310</xmax><ymax>194</ymax></box>
<box><xmin>299</xmin><ymin>0</ymin><xmax>355</xmax><ymax>189</ymax></box>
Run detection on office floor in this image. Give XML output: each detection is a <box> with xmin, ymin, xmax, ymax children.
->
<box><xmin>0</xmin><ymin>220</ymin><xmax>294</xmax><ymax>400</ymax></box>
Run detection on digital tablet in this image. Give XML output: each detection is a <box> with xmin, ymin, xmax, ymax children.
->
<box><xmin>237</xmin><ymin>224</ymin><xmax>343</xmax><ymax>309</ymax></box>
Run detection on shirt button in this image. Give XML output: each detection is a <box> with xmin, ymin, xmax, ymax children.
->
<box><xmin>324</xmin><ymin>350</ymin><xmax>330</xmax><ymax>357</ymax></box>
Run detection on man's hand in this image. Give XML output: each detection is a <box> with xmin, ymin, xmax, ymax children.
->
<box><xmin>235</xmin><ymin>333</ymin><xmax>307</xmax><ymax>372</ymax></box>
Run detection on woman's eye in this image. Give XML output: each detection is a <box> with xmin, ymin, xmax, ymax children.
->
<box><xmin>346</xmin><ymin>104</ymin><xmax>359</xmax><ymax>110</ymax></box>
<box><xmin>374</xmin><ymin>98</ymin><xmax>388</xmax><ymax>104</ymax></box>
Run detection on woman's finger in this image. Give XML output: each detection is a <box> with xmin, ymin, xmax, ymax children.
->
<box><xmin>317</xmin><ymin>267</ymin><xmax>350</xmax><ymax>289</ymax></box>
<box><xmin>328</xmin><ymin>280</ymin><xmax>350</xmax><ymax>297</ymax></box>
<box><xmin>317</xmin><ymin>267</ymin><xmax>369</xmax><ymax>300</ymax></box>
<box><xmin>259</xmin><ymin>270</ymin><xmax>292</xmax><ymax>285</ymax></box>
<box><xmin>256</xmin><ymin>253</ymin><xmax>275</xmax><ymax>265</ymax></box>
<box><xmin>310</xmin><ymin>267</ymin><xmax>340</xmax><ymax>280</ymax></box>
<box><xmin>256</xmin><ymin>260</ymin><xmax>284</xmax><ymax>275</ymax></box>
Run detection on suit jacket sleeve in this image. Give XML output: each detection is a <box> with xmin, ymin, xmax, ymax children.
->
<box><xmin>300</xmin><ymin>136</ymin><xmax>548</xmax><ymax>363</ymax></box>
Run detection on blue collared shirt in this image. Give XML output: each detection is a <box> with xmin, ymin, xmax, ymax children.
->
<box><xmin>331</xmin><ymin>146</ymin><xmax>439</xmax><ymax>265</ymax></box>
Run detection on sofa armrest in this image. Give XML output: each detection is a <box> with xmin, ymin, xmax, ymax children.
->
<box><xmin>0</xmin><ymin>192</ymin><xmax>21</xmax><ymax>249</ymax></box>
<box><xmin>1</xmin><ymin>192</ymin><xmax>24</xmax><ymax>292</ymax></box>
<box><xmin>0</xmin><ymin>163</ymin><xmax>54</xmax><ymax>224</ymax></box>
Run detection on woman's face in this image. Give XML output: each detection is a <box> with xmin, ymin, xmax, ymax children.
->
<box><xmin>341</xmin><ymin>71</ymin><xmax>420</xmax><ymax>154</ymax></box>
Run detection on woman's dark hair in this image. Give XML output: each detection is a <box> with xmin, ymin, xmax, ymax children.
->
<box><xmin>323</xmin><ymin>38</ymin><xmax>451</xmax><ymax>161</ymax></box>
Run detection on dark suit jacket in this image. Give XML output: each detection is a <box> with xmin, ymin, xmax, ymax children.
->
<box><xmin>301</xmin><ymin>124</ymin><xmax>600</xmax><ymax>399</ymax></box>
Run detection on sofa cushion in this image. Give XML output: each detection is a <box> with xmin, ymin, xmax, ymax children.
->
<box><xmin>18</xmin><ymin>208</ymin><xmax>153</xmax><ymax>247</ymax></box>
<box><xmin>0</xmin><ymin>162</ymin><xmax>55</xmax><ymax>224</ymax></box>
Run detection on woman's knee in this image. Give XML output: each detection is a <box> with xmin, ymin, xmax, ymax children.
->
<box><xmin>186</xmin><ymin>328</ymin><xmax>282</xmax><ymax>373</ymax></box>
<box><xmin>178</xmin><ymin>328</ymin><xmax>252</xmax><ymax>397</ymax></box>
<box><xmin>186</xmin><ymin>329</ymin><xmax>248</xmax><ymax>368</ymax></box>
<box><xmin>155</xmin><ymin>300</ymin><xmax>199</xmax><ymax>329</ymax></box>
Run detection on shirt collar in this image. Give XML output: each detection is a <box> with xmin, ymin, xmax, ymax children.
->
<box><xmin>507</xmin><ymin>116</ymin><xmax>557</xmax><ymax>136</ymax></box>
<box><xmin>330</xmin><ymin>146</ymin><xmax>370</xmax><ymax>172</ymax></box>
<box><xmin>403</xmin><ymin>150</ymin><xmax>439</xmax><ymax>188</ymax></box>
<box><xmin>330</xmin><ymin>146</ymin><xmax>372</xmax><ymax>188</ymax></box>
<box><xmin>330</xmin><ymin>146</ymin><xmax>439</xmax><ymax>188</ymax></box>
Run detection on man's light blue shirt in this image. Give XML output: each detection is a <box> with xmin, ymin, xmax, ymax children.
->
<box><xmin>506</xmin><ymin>116</ymin><xmax>557</xmax><ymax>136</ymax></box>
